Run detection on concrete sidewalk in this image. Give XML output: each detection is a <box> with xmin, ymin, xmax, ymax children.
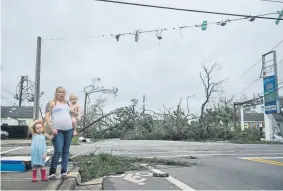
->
<box><xmin>1</xmin><ymin>139</ymin><xmax>32</xmax><ymax>147</ymax></box>
<box><xmin>1</xmin><ymin>164</ymin><xmax>74</xmax><ymax>190</ymax></box>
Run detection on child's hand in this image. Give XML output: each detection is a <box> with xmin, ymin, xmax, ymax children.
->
<box><xmin>52</xmin><ymin>128</ymin><xmax>58</xmax><ymax>135</ymax></box>
<box><xmin>73</xmin><ymin>130</ymin><xmax>77</xmax><ymax>136</ymax></box>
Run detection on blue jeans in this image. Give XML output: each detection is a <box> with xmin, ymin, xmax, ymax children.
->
<box><xmin>49</xmin><ymin>128</ymin><xmax>73</xmax><ymax>175</ymax></box>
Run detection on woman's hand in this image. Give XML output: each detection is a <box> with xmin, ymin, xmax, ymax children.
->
<box><xmin>51</xmin><ymin>128</ymin><xmax>58</xmax><ymax>135</ymax></box>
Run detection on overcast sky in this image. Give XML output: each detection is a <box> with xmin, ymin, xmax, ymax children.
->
<box><xmin>1</xmin><ymin>0</ymin><xmax>283</xmax><ymax>115</ymax></box>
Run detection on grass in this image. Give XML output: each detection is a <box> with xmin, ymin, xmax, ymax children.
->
<box><xmin>71</xmin><ymin>153</ymin><xmax>195</xmax><ymax>182</ymax></box>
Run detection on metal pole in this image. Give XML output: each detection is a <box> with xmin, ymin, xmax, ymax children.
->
<box><xmin>143</xmin><ymin>95</ymin><xmax>145</xmax><ymax>116</ymax></box>
<box><xmin>273</xmin><ymin>51</ymin><xmax>280</xmax><ymax>113</ymax></box>
<box><xmin>241</xmin><ymin>106</ymin><xmax>244</xmax><ymax>131</ymax></box>
<box><xmin>18</xmin><ymin>76</ymin><xmax>25</xmax><ymax>106</ymax></box>
<box><xmin>233</xmin><ymin>103</ymin><xmax>237</xmax><ymax>130</ymax></box>
<box><xmin>33</xmin><ymin>36</ymin><xmax>41</xmax><ymax>120</ymax></box>
<box><xmin>83</xmin><ymin>92</ymin><xmax>88</xmax><ymax>128</ymax></box>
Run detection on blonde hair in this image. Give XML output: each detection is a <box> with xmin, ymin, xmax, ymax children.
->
<box><xmin>69</xmin><ymin>93</ymin><xmax>78</xmax><ymax>100</ymax></box>
<box><xmin>29</xmin><ymin>121</ymin><xmax>46</xmax><ymax>134</ymax></box>
<box><xmin>52</xmin><ymin>86</ymin><xmax>67</xmax><ymax>104</ymax></box>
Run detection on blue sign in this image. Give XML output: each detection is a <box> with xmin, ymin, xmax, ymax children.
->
<box><xmin>263</xmin><ymin>75</ymin><xmax>279</xmax><ymax>114</ymax></box>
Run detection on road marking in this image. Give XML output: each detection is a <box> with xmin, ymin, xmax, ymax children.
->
<box><xmin>109</xmin><ymin>173</ymin><xmax>125</xmax><ymax>178</ymax></box>
<box><xmin>135</xmin><ymin>172</ymin><xmax>152</xmax><ymax>177</ymax></box>
<box><xmin>1</xmin><ymin>178</ymin><xmax>31</xmax><ymax>180</ymax></box>
<box><xmin>0</xmin><ymin>147</ymin><xmax>23</xmax><ymax>154</ymax></box>
<box><xmin>142</xmin><ymin>152</ymin><xmax>283</xmax><ymax>158</ymax></box>
<box><xmin>128</xmin><ymin>149</ymin><xmax>283</xmax><ymax>155</ymax></box>
<box><xmin>123</xmin><ymin>173</ymin><xmax>147</xmax><ymax>185</ymax></box>
<box><xmin>241</xmin><ymin>156</ymin><xmax>283</xmax><ymax>159</ymax></box>
<box><xmin>150</xmin><ymin>168</ymin><xmax>195</xmax><ymax>190</ymax></box>
<box><xmin>242</xmin><ymin>158</ymin><xmax>283</xmax><ymax>166</ymax></box>
<box><xmin>1</xmin><ymin>156</ymin><xmax>51</xmax><ymax>162</ymax></box>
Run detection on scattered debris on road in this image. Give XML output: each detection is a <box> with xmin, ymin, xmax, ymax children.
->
<box><xmin>71</xmin><ymin>153</ymin><xmax>194</xmax><ymax>183</ymax></box>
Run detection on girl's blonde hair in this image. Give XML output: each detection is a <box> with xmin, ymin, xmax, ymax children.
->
<box><xmin>69</xmin><ymin>93</ymin><xmax>78</xmax><ymax>100</ymax></box>
<box><xmin>29</xmin><ymin>121</ymin><xmax>46</xmax><ymax>134</ymax></box>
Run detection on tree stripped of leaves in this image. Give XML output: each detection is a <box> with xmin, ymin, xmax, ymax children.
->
<box><xmin>199</xmin><ymin>63</ymin><xmax>224</xmax><ymax>123</ymax></box>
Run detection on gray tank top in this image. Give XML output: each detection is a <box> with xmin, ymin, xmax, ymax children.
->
<box><xmin>51</xmin><ymin>103</ymin><xmax>72</xmax><ymax>131</ymax></box>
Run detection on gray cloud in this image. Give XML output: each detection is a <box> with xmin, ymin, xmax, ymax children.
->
<box><xmin>1</xmin><ymin>0</ymin><xmax>283</xmax><ymax>115</ymax></box>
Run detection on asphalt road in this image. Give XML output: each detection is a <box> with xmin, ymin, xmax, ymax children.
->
<box><xmin>1</xmin><ymin>139</ymin><xmax>283</xmax><ymax>190</ymax></box>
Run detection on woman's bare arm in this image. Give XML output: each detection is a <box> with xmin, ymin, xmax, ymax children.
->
<box><xmin>45</xmin><ymin>102</ymin><xmax>53</xmax><ymax>131</ymax></box>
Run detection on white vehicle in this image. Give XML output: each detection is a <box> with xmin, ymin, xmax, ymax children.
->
<box><xmin>1</xmin><ymin>128</ymin><xmax>9</xmax><ymax>139</ymax></box>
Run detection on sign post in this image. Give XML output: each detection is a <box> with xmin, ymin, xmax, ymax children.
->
<box><xmin>262</xmin><ymin>51</ymin><xmax>280</xmax><ymax>141</ymax></box>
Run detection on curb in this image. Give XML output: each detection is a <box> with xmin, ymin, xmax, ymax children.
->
<box><xmin>45</xmin><ymin>179</ymin><xmax>63</xmax><ymax>190</ymax></box>
<box><xmin>57</xmin><ymin>166</ymin><xmax>80</xmax><ymax>190</ymax></box>
<box><xmin>1</xmin><ymin>143</ymin><xmax>31</xmax><ymax>147</ymax></box>
<box><xmin>57</xmin><ymin>166</ymin><xmax>103</xmax><ymax>190</ymax></box>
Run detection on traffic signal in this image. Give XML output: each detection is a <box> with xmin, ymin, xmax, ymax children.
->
<box><xmin>276</xmin><ymin>10</ymin><xmax>283</xmax><ymax>25</ymax></box>
<box><xmin>202</xmin><ymin>20</ymin><xmax>207</xmax><ymax>30</ymax></box>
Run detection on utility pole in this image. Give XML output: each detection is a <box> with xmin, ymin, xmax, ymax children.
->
<box><xmin>18</xmin><ymin>76</ymin><xmax>25</xmax><ymax>106</ymax></box>
<box><xmin>142</xmin><ymin>95</ymin><xmax>145</xmax><ymax>116</ymax></box>
<box><xmin>240</xmin><ymin>106</ymin><xmax>244</xmax><ymax>131</ymax></box>
<box><xmin>131</xmin><ymin>99</ymin><xmax>138</xmax><ymax>112</ymax></box>
<box><xmin>33</xmin><ymin>36</ymin><xmax>41</xmax><ymax>120</ymax></box>
<box><xmin>83</xmin><ymin>92</ymin><xmax>88</xmax><ymax>129</ymax></box>
<box><xmin>233</xmin><ymin>96</ymin><xmax>263</xmax><ymax>131</ymax></box>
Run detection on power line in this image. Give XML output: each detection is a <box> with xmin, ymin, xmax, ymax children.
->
<box><xmin>224</xmin><ymin>39</ymin><xmax>283</xmax><ymax>93</ymax></box>
<box><xmin>94</xmin><ymin>0</ymin><xmax>282</xmax><ymax>21</ymax></box>
<box><xmin>44</xmin><ymin>11</ymin><xmax>279</xmax><ymax>42</ymax></box>
<box><xmin>261</xmin><ymin>0</ymin><xmax>283</xmax><ymax>3</ymax></box>
<box><xmin>259</xmin><ymin>81</ymin><xmax>283</xmax><ymax>97</ymax></box>
<box><xmin>234</xmin><ymin>78</ymin><xmax>261</xmax><ymax>97</ymax></box>
<box><xmin>234</xmin><ymin>57</ymin><xmax>283</xmax><ymax>97</ymax></box>
<box><xmin>277</xmin><ymin>58</ymin><xmax>283</xmax><ymax>66</ymax></box>
<box><xmin>1</xmin><ymin>95</ymin><xmax>16</xmax><ymax>105</ymax></box>
<box><xmin>1</xmin><ymin>87</ymin><xmax>15</xmax><ymax>96</ymax></box>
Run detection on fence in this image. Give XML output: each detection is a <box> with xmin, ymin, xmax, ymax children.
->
<box><xmin>1</xmin><ymin>124</ymin><xmax>29</xmax><ymax>139</ymax></box>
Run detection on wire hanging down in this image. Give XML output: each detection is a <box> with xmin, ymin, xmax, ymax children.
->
<box><xmin>44</xmin><ymin>10</ymin><xmax>280</xmax><ymax>42</ymax></box>
<box><xmin>94</xmin><ymin>0</ymin><xmax>283</xmax><ymax>20</ymax></box>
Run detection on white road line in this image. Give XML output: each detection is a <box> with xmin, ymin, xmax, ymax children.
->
<box><xmin>150</xmin><ymin>168</ymin><xmax>195</xmax><ymax>190</ymax></box>
<box><xmin>1</xmin><ymin>178</ymin><xmax>31</xmax><ymax>180</ymax></box>
<box><xmin>240</xmin><ymin>156</ymin><xmax>283</xmax><ymax>159</ymax></box>
<box><xmin>142</xmin><ymin>152</ymin><xmax>283</xmax><ymax>158</ymax></box>
<box><xmin>0</xmin><ymin>147</ymin><xmax>23</xmax><ymax>154</ymax></box>
<box><xmin>128</xmin><ymin>149</ymin><xmax>283</xmax><ymax>155</ymax></box>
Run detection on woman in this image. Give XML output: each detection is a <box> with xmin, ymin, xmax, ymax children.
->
<box><xmin>45</xmin><ymin>87</ymin><xmax>74</xmax><ymax>180</ymax></box>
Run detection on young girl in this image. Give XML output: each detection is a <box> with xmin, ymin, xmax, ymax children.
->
<box><xmin>29</xmin><ymin>120</ymin><xmax>54</xmax><ymax>182</ymax></box>
<box><xmin>69</xmin><ymin>93</ymin><xmax>81</xmax><ymax>136</ymax></box>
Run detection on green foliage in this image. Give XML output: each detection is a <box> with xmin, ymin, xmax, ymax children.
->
<box><xmin>84</xmin><ymin>97</ymin><xmax>264</xmax><ymax>144</ymax></box>
<box><xmin>72</xmin><ymin>153</ymin><xmax>193</xmax><ymax>182</ymax></box>
<box><xmin>72</xmin><ymin>136</ymin><xmax>80</xmax><ymax>145</ymax></box>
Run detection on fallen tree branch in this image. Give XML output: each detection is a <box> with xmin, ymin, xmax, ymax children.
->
<box><xmin>78</xmin><ymin>112</ymin><xmax>114</xmax><ymax>133</ymax></box>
